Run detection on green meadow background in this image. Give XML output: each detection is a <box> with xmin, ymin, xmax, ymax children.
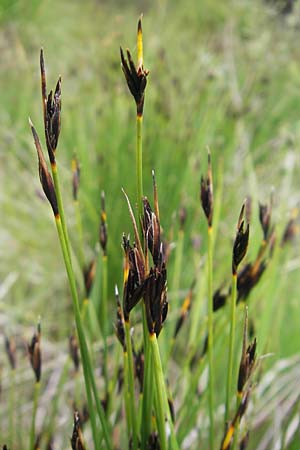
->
<box><xmin>0</xmin><ymin>0</ymin><xmax>300</xmax><ymax>448</ymax></box>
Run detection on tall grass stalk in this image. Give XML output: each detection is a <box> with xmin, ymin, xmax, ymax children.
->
<box><xmin>54</xmin><ymin>215</ymin><xmax>111</xmax><ymax>450</ymax></box>
<box><xmin>225</xmin><ymin>269</ymin><xmax>237</xmax><ymax>423</ymax></box>
<box><xmin>8</xmin><ymin>369</ymin><xmax>15</xmax><ymax>448</ymax></box>
<box><xmin>29</xmin><ymin>381</ymin><xmax>40</xmax><ymax>450</ymax></box>
<box><xmin>124</xmin><ymin>320</ymin><xmax>138</xmax><ymax>450</ymax></box>
<box><xmin>207</xmin><ymin>225</ymin><xmax>215</xmax><ymax>449</ymax></box>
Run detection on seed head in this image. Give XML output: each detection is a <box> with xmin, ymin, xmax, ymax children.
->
<box><xmin>40</xmin><ymin>49</ymin><xmax>61</xmax><ymax>162</ymax></box>
<box><xmin>83</xmin><ymin>258</ymin><xmax>96</xmax><ymax>297</ymax></box>
<box><xmin>237</xmin><ymin>308</ymin><xmax>257</xmax><ymax>395</ymax></box>
<box><xmin>122</xmin><ymin>235</ymin><xmax>145</xmax><ymax>321</ymax></box>
<box><xmin>232</xmin><ymin>203</ymin><xmax>250</xmax><ymax>275</ymax></box>
<box><xmin>115</xmin><ymin>285</ymin><xmax>126</xmax><ymax>351</ymax></box>
<box><xmin>144</xmin><ymin>265</ymin><xmax>168</xmax><ymax>336</ymax></box>
<box><xmin>4</xmin><ymin>335</ymin><xmax>16</xmax><ymax>370</ymax></box>
<box><xmin>71</xmin><ymin>411</ymin><xmax>86</xmax><ymax>450</ymax></box>
<box><xmin>120</xmin><ymin>18</ymin><xmax>149</xmax><ymax>116</ymax></box>
<box><xmin>72</xmin><ymin>157</ymin><xmax>80</xmax><ymax>201</ymax></box>
<box><xmin>69</xmin><ymin>333</ymin><xmax>80</xmax><ymax>372</ymax></box>
<box><xmin>200</xmin><ymin>150</ymin><xmax>213</xmax><ymax>227</ymax></box>
<box><xmin>259</xmin><ymin>200</ymin><xmax>272</xmax><ymax>242</ymax></box>
<box><xmin>173</xmin><ymin>285</ymin><xmax>193</xmax><ymax>338</ymax></box>
<box><xmin>28</xmin><ymin>322</ymin><xmax>42</xmax><ymax>383</ymax></box>
<box><xmin>29</xmin><ymin>119</ymin><xmax>59</xmax><ymax>217</ymax></box>
<box><xmin>99</xmin><ymin>191</ymin><xmax>108</xmax><ymax>256</ymax></box>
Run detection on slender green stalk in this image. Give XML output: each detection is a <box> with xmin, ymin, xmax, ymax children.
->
<box><xmin>29</xmin><ymin>381</ymin><xmax>40</xmax><ymax>450</ymax></box>
<box><xmin>141</xmin><ymin>335</ymin><xmax>154</xmax><ymax>448</ymax></box>
<box><xmin>225</xmin><ymin>272</ymin><xmax>238</xmax><ymax>423</ymax></box>
<box><xmin>55</xmin><ymin>215</ymin><xmax>112</xmax><ymax>450</ymax></box>
<box><xmin>150</xmin><ymin>333</ymin><xmax>180</xmax><ymax>450</ymax></box>
<box><xmin>8</xmin><ymin>369</ymin><xmax>15</xmax><ymax>448</ymax></box>
<box><xmin>51</xmin><ymin>162</ymin><xmax>71</xmax><ymax>261</ymax></box>
<box><xmin>124</xmin><ymin>321</ymin><xmax>138</xmax><ymax>450</ymax></box>
<box><xmin>74</xmin><ymin>198</ymin><xmax>85</xmax><ymax>270</ymax></box>
<box><xmin>123</xmin><ymin>351</ymin><xmax>132</xmax><ymax>443</ymax></box>
<box><xmin>46</xmin><ymin>358</ymin><xmax>70</xmax><ymax>444</ymax></box>
<box><xmin>150</xmin><ymin>334</ymin><xmax>168</xmax><ymax>450</ymax></box>
<box><xmin>207</xmin><ymin>225</ymin><xmax>214</xmax><ymax>450</ymax></box>
<box><xmin>136</xmin><ymin>114</ymin><xmax>143</xmax><ymax>219</ymax></box>
<box><xmin>101</xmin><ymin>254</ymin><xmax>109</xmax><ymax>393</ymax></box>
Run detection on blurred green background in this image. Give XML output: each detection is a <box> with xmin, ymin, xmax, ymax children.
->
<box><xmin>0</xmin><ymin>0</ymin><xmax>300</xmax><ymax>448</ymax></box>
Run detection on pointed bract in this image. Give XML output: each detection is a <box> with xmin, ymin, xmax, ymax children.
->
<box><xmin>29</xmin><ymin>119</ymin><xmax>59</xmax><ymax>217</ymax></box>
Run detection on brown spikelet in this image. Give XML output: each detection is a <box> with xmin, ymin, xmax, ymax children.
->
<box><xmin>83</xmin><ymin>258</ymin><xmax>96</xmax><ymax>297</ymax></box>
<box><xmin>72</xmin><ymin>156</ymin><xmax>80</xmax><ymax>201</ymax></box>
<box><xmin>28</xmin><ymin>322</ymin><xmax>42</xmax><ymax>383</ymax></box>
<box><xmin>200</xmin><ymin>150</ymin><xmax>213</xmax><ymax>227</ymax></box>
<box><xmin>99</xmin><ymin>191</ymin><xmax>108</xmax><ymax>255</ymax></box>
<box><xmin>69</xmin><ymin>333</ymin><xmax>80</xmax><ymax>372</ymax></box>
<box><xmin>4</xmin><ymin>335</ymin><xmax>16</xmax><ymax>370</ymax></box>
<box><xmin>173</xmin><ymin>284</ymin><xmax>194</xmax><ymax>338</ymax></box>
<box><xmin>29</xmin><ymin>119</ymin><xmax>59</xmax><ymax>217</ymax></box>
<box><xmin>40</xmin><ymin>49</ymin><xmax>61</xmax><ymax>162</ymax></box>
<box><xmin>232</xmin><ymin>203</ymin><xmax>250</xmax><ymax>275</ymax></box>
<box><xmin>115</xmin><ymin>285</ymin><xmax>126</xmax><ymax>351</ymax></box>
<box><xmin>71</xmin><ymin>411</ymin><xmax>86</xmax><ymax>450</ymax></box>
<box><xmin>237</xmin><ymin>308</ymin><xmax>256</xmax><ymax>395</ymax></box>
<box><xmin>120</xmin><ymin>19</ymin><xmax>149</xmax><ymax>116</ymax></box>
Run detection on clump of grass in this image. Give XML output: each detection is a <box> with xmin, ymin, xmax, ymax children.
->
<box><xmin>0</xmin><ymin>12</ymin><xmax>292</xmax><ymax>450</ymax></box>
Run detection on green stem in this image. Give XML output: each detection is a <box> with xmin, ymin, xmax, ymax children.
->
<box><xmin>123</xmin><ymin>351</ymin><xmax>132</xmax><ymax>444</ymax></box>
<box><xmin>29</xmin><ymin>381</ymin><xmax>40</xmax><ymax>450</ymax></box>
<box><xmin>150</xmin><ymin>333</ymin><xmax>180</xmax><ymax>450</ymax></box>
<box><xmin>150</xmin><ymin>334</ymin><xmax>168</xmax><ymax>450</ymax></box>
<box><xmin>74</xmin><ymin>199</ymin><xmax>85</xmax><ymax>270</ymax></box>
<box><xmin>8</xmin><ymin>369</ymin><xmax>15</xmax><ymax>448</ymax></box>
<box><xmin>51</xmin><ymin>162</ymin><xmax>71</xmax><ymax>261</ymax></box>
<box><xmin>55</xmin><ymin>216</ymin><xmax>112</xmax><ymax>450</ymax></box>
<box><xmin>225</xmin><ymin>273</ymin><xmax>238</xmax><ymax>424</ymax></box>
<box><xmin>125</xmin><ymin>321</ymin><xmax>138</xmax><ymax>450</ymax></box>
<box><xmin>207</xmin><ymin>226</ymin><xmax>214</xmax><ymax>450</ymax></box>
<box><xmin>136</xmin><ymin>115</ymin><xmax>143</xmax><ymax>220</ymax></box>
<box><xmin>141</xmin><ymin>332</ymin><xmax>154</xmax><ymax>449</ymax></box>
<box><xmin>101</xmin><ymin>255</ymin><xmax>109</xmax><ymax>394</ymax></box>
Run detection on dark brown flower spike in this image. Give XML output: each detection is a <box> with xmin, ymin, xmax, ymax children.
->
<box><xmin>179</xmin><ymin>206</ymin><xmax>187</xmax><ymax>231</ymax></box>
<box><xmin>143</xmin><ymin>197</ymin><xmax>161</xmax><ymax>268</ymax></box>
<box><xmin>28</xmin><ymin>322</ymin><xmax>42</xmax><ymax>383</ymax></box>
<box><xmin>173</xmin><ymin>282</ymin><xmax>194</xmax><ymax>338</ymax></box>
<box><xmin>237</xmin><ymin>259</ymin><xmax>266</xmax><ymax>303</ymax></box>
<box><xmin>29</xmin><ymin>119</ymin><xmax>59</xmax><ymax>217</ymax></box>
<box><xmin>99</xmin><ymin>191</ymin><xmax>108</xmax><ymax>256</ymax></box>
<box><xmin>133</xmin><ymin>348</ymin><xmax>144</xmax><ymax>393</ymax></box>
<box><xmin>220</xmin><ymin>389</ymin><xmax>251</xmax><ymax>450</ymax></box>
<box><xmin>144</xmin><ymin>265</ymin><xmax>168</xmax><ymax>336</ymax></box>
<box><xmin>120</xmin><ymin>18</ymin><xmax>149</xmax><ymax>116</ymax></box>
<box><xmin>122</xmin><ymin>188</ymin><xmax>144</xmax><ymax>262</ymax></box>
<box><xmin>4</xmin><ymin>335</ymin><xmax>16</xmax><ymax>370</ymax></box>
<box><xmin>40</xmin><ymin>49</ymin><xmax>61</xmax><ymax>163</ymax></box>
<box><xmin>232</xmin><ymin>203</ymin><xmax>250</xmax><ymax>275</ymax></box>
<box><xmin>115</xmin><ymin>285</ymin><xmax>126</xmax><ymax>351</ymax></box>
<box><xmin>259</xmin><ymin>197</ymin><xmax>272</xmax><ymax>242</ymax></box>
<box><xmin>239</xmin><ymin>431</ymin><xmax>250</xmax><ymax>450</ymax></box>
<box><xmin>83</xmin><ymin>258</ymin><xmax>96</xmax><ymax>297</ymax></box>
<box><xmin>72</xmin><ymin>156</ymin><xmax>80</xmax><ymax>201</ymax></box>
<box><xmin>213</xmin><ymin>287</ymin><xmax>228</xmax><ymax>312</ymax></box>
<box><xmin>200</xmin><ymin>149</ymin><xmax>213</xmax><ymax>227</ymax></box>
<box><xmin>281</xmin><ymin>208</ymin><xmax>299</xmax><ymax>246</ymax></box>
<box><xmin>122</xmin><ymin>235</ymin><xmax>145</xmax><ymax>321</ymax></box>
<box><xmin>69</xmin><ymin>333</ymin><xmax>80</xmax><ymax>372</ymax></box>
<box><xmin>71</xmin><ymin>411</ymin><xmax>86</xmax><ymax>450</ymax></box>
<box><xmin>237</xmin><ymin>307</ymin><xmax>256</xmax><ymax>396</ymax></box>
